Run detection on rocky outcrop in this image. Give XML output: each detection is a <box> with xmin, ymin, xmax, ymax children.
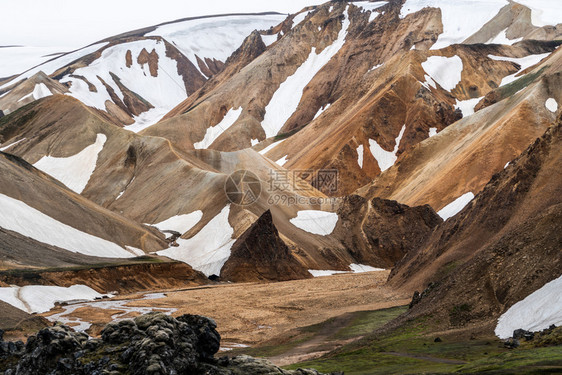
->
<box><xmin>0</xmin><ymin>260</ymin><xmax>208</xmax><ymax>294</ymax></box>
<box><xmin>387</xmin><ymin>118</ymin><xmax>562</xmax><ymax>331</ymax></box>
<box><xmin>334</xmin><ymin>195</ymin><xmax>442</xmax><ymax>268</ymax></box>
<box><xmin>0</xmin><ymin>313</ymin><xmax>335</xmax><ymax>375</ymax></box>
<box><xmin>221</xmin><ymin>210</ymin><xmax>312</xmax><ymax>282</ymax></box>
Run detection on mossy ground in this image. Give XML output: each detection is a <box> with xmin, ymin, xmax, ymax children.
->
<box><xmin>283</xmin><ymin>316</ymin><xmax>562</xmax><ymax>374</ymax></box>
<box><xmin>232</xmin><ymin>305</ymin><xmax>562</xmax><ymax>374</ymax></box>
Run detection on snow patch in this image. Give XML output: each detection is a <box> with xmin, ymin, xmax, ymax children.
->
<box><xmin>0</xmin><ymin>138</ymin><xmax>25</xmax><ymax>151</ymax></box>
<box><xmin>157</xmin><ymin>205</ymin><xmax>235</xmax><ymax>276</ymax></box>
<box><xmin>292</xmin><ymin>10</ymin><xmax>312</xmax><ymax>27</ymax></box>
<box><xmin>495</xmin><ymin>275</ymin><xmax>562</xmax><ymax>339</ymax></box>
<box><xmin>512</xmin><ymin>0</ymin><xmax>562</xmax><ymax>28</ymax></box>
<box><xmin>34</xmin><ymin>133</ymin><xmax>106</xmax><ymax>194</ymax></box>
<box><xmin>46</xmin><ymin>293</ymin><xmax>176</xmax><ymax>332</ymax></box>
<box><xmin>428</xmin><ymin>127</ymin><xmax>438</xmax><ymax>137</ymax></box>
<box><xmin>353</xmin><ymin>1</ymin><xmax>386</xmax><ymax>22</ymax></box>
<box><xmin>400</xmin><ymin>0</ymin><xmax>508</xmax><ymax>49</ymax></box>
<box><xmin>368</xmin><ymin>124</ymin><xmax>406</xmax><ymax>172</ymax></box>
<box><xmin>276</xmin><ymin>155</ymin><xmax>289</xmax><ymax>166</ymax></box>
<box><xmin>357</xmin><ymin>144</ymin><xmax>364</xmax><ymax>168</ymax></box>
<box><xmin>455</xmin><ymin>97</ymin><xmax>482</xmax><ymax>117</ymax></box>
<box><xmin>290</xmin><ymin>210</ymin><xmax>339</xmax><ymax>236</ymax></box>
<box><xmin>0</xmin><ymin>285</ymin><xmax>106</xmax><ymax>314</ymax></box>
<box><xmin>34</xmin><ymin>134</ymin><xmax>105</xmax><ymax>194</ymax></box>
<box><xmin>309</xmin><ymin>263</ymin><xmax>385</xmax><ymax>277</ymax></box>
<box><xmin>0</xmin><ymin>193</ymin><xmax>135</xmax><ymax>258</ymax></box>
<box><xmin>261</xmin><ymin>7</ymin><xmax>350</xmax><ymax>138</ymax></box>
<box><xmin>437</xmin><ymin>192</ymin><xmax>475</xmax><ymax>220</ymax></box>
<box><xmin>488</xmin><ymin>53</ymin><xmax>551</xmax><ymax>86</ymax></box>
<box><xmin>261</xmin><ymin>34</ymin><xmax>279</xmax><ymax>47</ymax></box>
<box><xmin>545</xmin><ymin>98</ymin><xmax>558</xmax><ymax>113</ymax></box>
<box><xmin>421</xmin><ymin>55</ymin><xmax>463</xmax><ymax>91</ymax></box>
<box><xmin>313</xmin><ymin>103</ymin><xmax>331</xmax><ymax>119</ymax></box>
<box><xmin>486</xmin><ymin>28</ymin><xmax>523</xmax><ymax>45</ymax></box>
<box><xmin>194</xmin><ymin>107</ymin><xmax>242</xmax><ymax>149</ymax></box>
<box><xmin>258</xmin><ymin>138</ymin><xmax>286</xmax><ymax>155</ymax></box>
<box><xmin>19</xmin><ymin>83</ymin><xmax>53</xmax><ymax>102</ymax></box>
<box><xmin>251</xmin><ymin>138</ymin><xmax>259</xmax><ymax>146</ymax></box>
<box><xmin>150</xmin><ymin>211</ymin><xmax>203</xmax><ymax>234</ymax></box>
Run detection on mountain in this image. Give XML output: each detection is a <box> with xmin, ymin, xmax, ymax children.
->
<box><xmin>0</xmin><ymin>0</ymin><xmax>560</xmax><ymax>355</ymax></box>
<box><xmin>388</xmin><ymin>115</ymin><xmax>561</xmax><ymax>334</ymax></box>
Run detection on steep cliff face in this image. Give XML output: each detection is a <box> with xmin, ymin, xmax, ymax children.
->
<box><xmin>388</xmin><ymin>118</ymin><xmax>562</xmax><ymax>331</ymax></box>
<box><xmin>334</xmin><ymin>196</ymin><xmax>442</xmax><ymax>268</ymax></box>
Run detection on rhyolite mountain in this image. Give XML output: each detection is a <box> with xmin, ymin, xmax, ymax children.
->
<box><xmin>0</xmin><ymin>0</ymin><xmax>560</xmax><ymax>346</ymax></box>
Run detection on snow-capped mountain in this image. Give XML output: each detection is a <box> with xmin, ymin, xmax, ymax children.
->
<box><xmin>0</xmin><ymin>0</ymin><xmax>561</xmax><ymax>346</ymax></box>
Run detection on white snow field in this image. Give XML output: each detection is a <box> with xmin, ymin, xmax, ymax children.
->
<box><xmin>60</xmin><ymin>40</ymin><xmax>187</xmax><ymax>132</ymax></box>
<box><xmin>147</xmin><ymin>14</ymin><xmax>285</xmax><ymax>77</ymax></box>
<box><xmin>290</xmin><ymin>210</ymin><xmax>339</xmax><ymax>236</ymax></box>
<box><xmin>0</xmin><ymin>285</ymin><xmax>107</xmax><ymax>314</ymax></box>
<box><xmin>488</xmin><ymin>53</ymin><xmax>551</xmax><ymax>87</ymax></box>
<box><xmin>157</xmin><ymin>205</ymin><xmax>236</xmax><ymax>276</ymax></box>
<box><xmin>400</xmin><ymin>0</ymin><xmax>508</xmax><ymax>49</ymax></box>
<box><xmin>437</xmin><ymin>192</ymin><xmax>475</xmax><ymax>220</ymax></box>
<box><xmin>495</xmin><ymin>275</ymin><xmax>562</xmax><ymax>339</ymax></box>
<box><xmin>428</xmin><ymin>127</ymin><xmax>437</xmax><ymax>137</ymax></box>
<box><xmin>34</xmin><ymin>133</ymin><xmax>106</xmax><ymax>194</ymax></box>
<box><xmin>194</xmin><ymin>107</ymin><xmax>243</xmax><ymax>149</ymax></box>
<box><xmin>0</xmin><ymin>43</ymin><xmax>108</xmax><ymax>90</ymax></box>
<box><xmin>455</xmin><ymin>97</ymin><xmax>483</xmax><ymax>117</ymax></box>
<box><xmin>546</xmin><ymin>98</ymin><xmax>558</xmax><ymax>113</ymax></box>
<box><xmin>309</xmin><ymin>264</ymin><xmax>385</xmax><ymax>277</ymax></box>
<box><xmin>150</xmin><ymin>211</ymin><xmax>204</xmax><ymax>234</ymax></box>
<box><xmin>0</xmin><ymin>193</ymin><xmax>136</xmax><ymax>258</ymax></box>
<box><xmin>369</xmin><ymin>124</ymin><xmax>406</xmax><ymax>172</ymax></box>
<box><xmin>421</xmin><ymin>55</ymin><xmax>463</xmax><ymax>91</ymax></box>
<box><xmin>512</xmin><ymin>0</ymin><xmax>562</xmax><ymax>28</ymax></box>
<box><xmin>0</xmin><ymin>46</ymin><xmax>65</xmax><ymax>78</ymax></box>
<box><xmin>357</xmin><ymin>144</ymin><xmax>364</xmax><ymax>168</ymax></box>
<box><xmin>261</xmin><ymin>7</ymin><xmax>351</xmax><ymax>138</ymax></box>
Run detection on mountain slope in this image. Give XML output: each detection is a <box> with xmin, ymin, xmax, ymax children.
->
<box><xmin>388</xmin><ymin>116</ymin><xmax>562</xmax><ymax>333</ymax></box>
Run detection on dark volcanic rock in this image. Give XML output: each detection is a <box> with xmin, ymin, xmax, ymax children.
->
<box><xmin>221</xmin><ymin>210</ymin><xmax>312</xmax><ymax>282</ymax></box>
<box><xmin>0</xmin><ymin>313</ymin><xmax>334</xmax><ymax>375</ymax></box>
<box><xmin>335</xmin><ymin>195</ymin><xmax>442</xmax><ymax>268</ymax></box>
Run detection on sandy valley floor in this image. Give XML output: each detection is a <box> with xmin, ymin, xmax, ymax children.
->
<box><xmin>43</xmin><ymin>270</ymin><xmax>410</xmax><ymax>346</ymax></box>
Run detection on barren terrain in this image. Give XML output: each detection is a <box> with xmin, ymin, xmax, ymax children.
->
<box><xmin>42</xmin><ymin>271</ymin><xmax>409</xmax><ymax>345</ymax></box>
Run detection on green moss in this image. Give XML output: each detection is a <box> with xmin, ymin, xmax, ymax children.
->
<box><xmin>335</xmin><ymin>306</ymin><xmax>409</xmax><ymax>340</ymax></box>
<box><xmin>496</xmin><ymin>66</ymin><xmax>547</xmax><ymax>100</ymax></box>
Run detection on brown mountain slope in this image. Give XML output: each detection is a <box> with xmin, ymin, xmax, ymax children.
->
<box><xmin>0</xmin><ymin>95</ymin><xmax>444</xmax><ymax>279</ymax></box>
<box><xmin>358</xmin><ymin>46</ymin><xmax>562</xmax><ymax>211</ymax></box>
<box><xmin>0</xmin><ymin>149</ymin><xmax>167</xmax><ymax>260</ymax></box>
<box><xmin>387</xmin><ymin>117</ymin><xmax>562</xmax><ymax>331</ymax></box>
<box><xmin>145</xmin><ymin>1</ymin><xmax>560</xmax><ymax>196</ymax></box>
